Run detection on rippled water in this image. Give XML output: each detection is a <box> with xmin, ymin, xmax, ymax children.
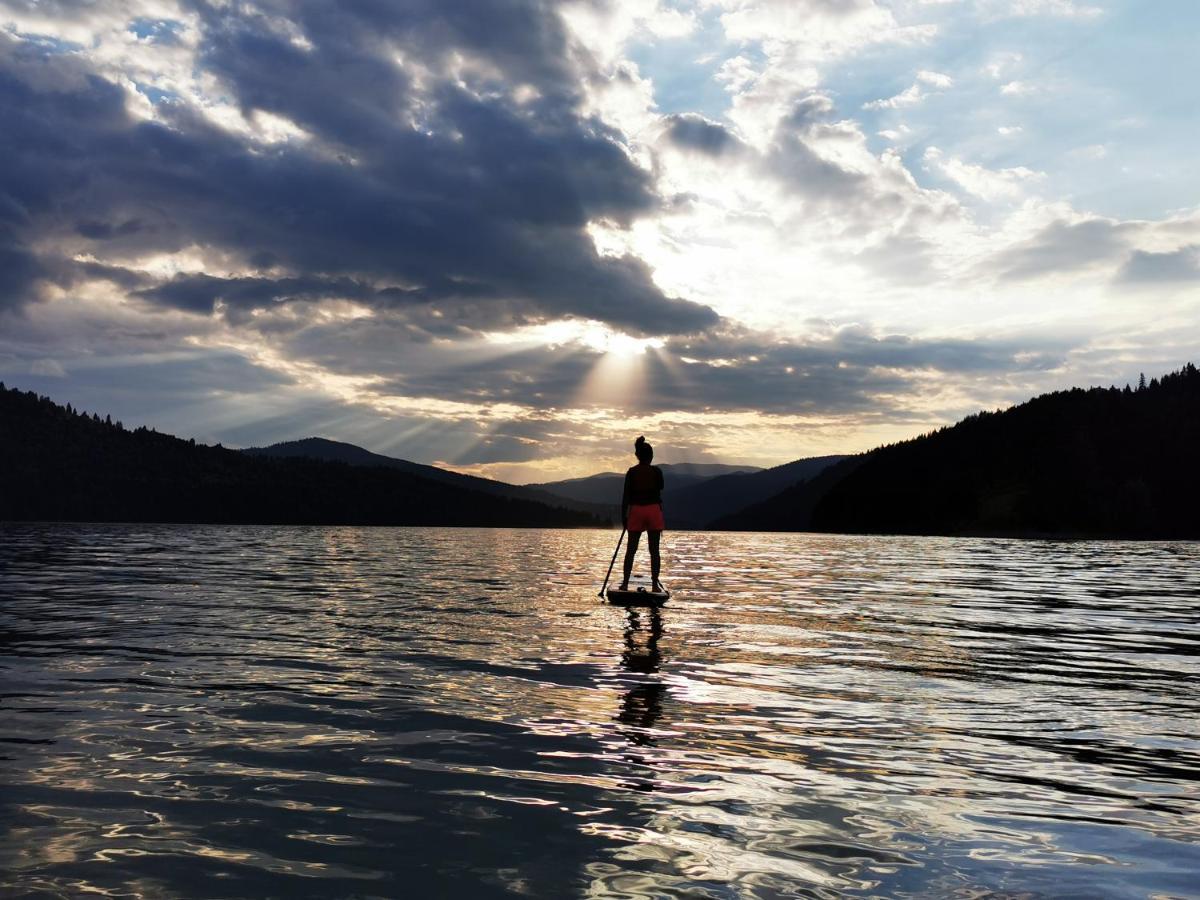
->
<box><xmin>2</xmin><ymin>525</ymin><xmax>1198</xmax><ymax>899</ymax></box>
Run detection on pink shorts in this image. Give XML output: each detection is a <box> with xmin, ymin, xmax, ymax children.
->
<box><xmin>626</xmin><ymin>503</ymin><xmax>665</xmax><ymax>533</ymax></box>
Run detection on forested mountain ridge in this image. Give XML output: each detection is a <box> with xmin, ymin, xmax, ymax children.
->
<box><xmin>717</xmin><ymin>364</ymin><xmax>1200</xmax><ymax>538</ymax></box>
<box><xmin>0</xmin><ymin>386</ymin><xmax>601</xmax><ymax>528</ymax></box>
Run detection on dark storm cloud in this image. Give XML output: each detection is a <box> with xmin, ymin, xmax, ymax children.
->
<box><xmin>1116</xmin><ymin>246</ymin><xmax>1200</xmax><ymax>284</ymax></box>
<box><xmin>0</xmin><ymin>5</ymin><xmax>718</xmax><ymax>335</ymax></box>
<box><xmin>0</xmin><ymin>230</ymin><xmax>44</xmax><ymax>310</ymax></box>
<box><xmin>662</xmin><ymin>113</ymin><xmax>743</xmax><ymax>157</ymax></box>
<box><xmin>136</xmin><ymin>273</ymin><xmax>377</xmax><ymax>315</ymax></box>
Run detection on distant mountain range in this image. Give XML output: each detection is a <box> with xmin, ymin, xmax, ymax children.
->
<box><xmin>527</xmin><ymin>458</ymin><xmax>847</xmax><ymax>527</ymax></box>
<box><xmin>240</xmin><ymin>441</ymin><xmax>846</xmax><ymax>529</ymax></box>
<box><xmin>526</xmin><ymin>463</ymin><xmax>762</xmax><ymax>508</ymax></box>
<box><xmin>662</xmin><ymin>455</ymin><xmax>848</xmax><ymax>528</ymax></box>
<box><xmin>4</xmin><ymin>363</ymin><xmax>1197</xmax><ymax>536</ymax></box>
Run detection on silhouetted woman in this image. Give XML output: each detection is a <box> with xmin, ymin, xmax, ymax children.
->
<box><xmin>620</xmin><ymin>435</ymin><xmax>665</xmax><ymax>591</ymax></box>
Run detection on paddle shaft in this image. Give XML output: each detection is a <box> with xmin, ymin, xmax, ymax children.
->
<box><xmin>599</xmin><ymin>527</ymin><xmax>627</xmax><ymax>597</ymax></box>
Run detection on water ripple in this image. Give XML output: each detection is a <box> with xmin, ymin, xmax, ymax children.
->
<box><xmin>1</xmin><ymin>524</ymin><xmax>1198</xmax><ymax>898</ymax></box>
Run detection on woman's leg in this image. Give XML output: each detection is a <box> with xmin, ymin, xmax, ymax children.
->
<box><xmin>621</xmin><ymin>531</ymin><xmax>641</xmax><ymax>589</ymax></box>
<box><xmin>648</xmin><ymin>530</ymin><xmax>661</xmax><ymax>589</ymax></box>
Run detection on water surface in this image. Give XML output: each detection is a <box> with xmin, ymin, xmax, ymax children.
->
<box><xmin>2</xmin><ymin>525</ymin><xmax>1198</xmax><ymax>898</ymax></box>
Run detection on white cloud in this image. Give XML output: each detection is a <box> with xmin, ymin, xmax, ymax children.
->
<box><xmin>562</xmin><ymin>0</ymin><xmax>696</xmax><ymax>63</ymax></box>
<box><xmin>924</xmin><ymin>147</ymin><xmax>1044</xmax><ymax>201</ymax></box>
<box><xmin>998</xmin><ymin>125</ymin><xmax>1023</xmax><ymax>136</ymax></box>
<box><xmin>707</xmin><ymin>0</ymin><xmax>936</xmax><ymax>144</ymax></box>
<box><xmin>864</xmin><ymin>83</ymin><xmax>926</xmax><ymax>110</ymax></box>
<box><xmin>916</xmin><ymin>69</ymin><xmax>953</xmax><ymax>88</ymax></box>
<box><xmin>864</xmin><ymin>69</ymin><xmax>952</xmax><ymax>110</ymax></box>
<box><xmin>715</xmin><ymin>54</ymin><xmax>760</xmax><ymax>93</ymax></box>
<box><xmin>878</xmin><ymin>124</ymin><xmax>913</xmax><ymax>142</ymax></box>
<box><xmin>710</xmin><ymin>0</ymin><xmax>934</xmax><ymax>55</ymax></box>
<box><xmin>1000</xmin><ymin>80</ymin><xmax>1036</xmax><ymax>95</ymax></box>
<box><xmin>983</xmin><ymin>52</ymin><xmax>1023</xmax><ymax>79</ymax></box>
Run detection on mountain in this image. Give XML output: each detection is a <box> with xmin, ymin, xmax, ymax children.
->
<box><xmin>530</xmin><ymin>463</ymin><xmax>761</xmax><ymax>508</ymax></box>
<box><xmin>710</xmin><ymin>456</ymin><xmax>867</xmax><ymax>532</ymax></box>
<box><xmin>243</xmin><ymin>437</ymin><xmax>609</xmax><ymax>518</ymax></box>
<box><xmin>715</xmin><ymin>364</ymin><xmax>1200</xmax><ymax>539</ymax></box>
<box><xmin>667</xmin><ymin>455</ymin><xmax>847</xmax><ymax>528</ymax></box>
<box><xmin>0</xmin><ymin>386</ymin><xmax>601</xmax><ymax>528</ymax></box>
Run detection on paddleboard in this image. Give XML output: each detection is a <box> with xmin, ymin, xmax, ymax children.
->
<box><xmin>606</xmin><ymin>586</ymin><xmax>670</xmax><ymax>607</ymax></box>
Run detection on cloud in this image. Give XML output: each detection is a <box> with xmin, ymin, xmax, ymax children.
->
<box><xmin>863</xmin><ymin>83</ymin><xmax>926</xmax><ymax>110</ymax></box>
<box><xmin>923</xmin><ymin>147</ymin><xmax>1042</xmax><ymax>201</ymax></box>
<box><xmin>712</xmin><ymin>0</ymin><xmax>935</xmax><ymax>57</ymax></box>
<box><xmin>0</xmin><ymin>9</ymin><xmax>719</xmax><ymax>337</ymax></box>
<box><xmin>1000</xmin><ymin>80</ymin><xmax>1036</xmax><ymax>95</ymax></box>
<box><xmin>862</xmin><ymin>70</ymin><xmax>952</xmax><ymax>110</ymax></box>
<box><xmin>2</xmin><ymin>0</ymin><xmax>1196</xmax><ymax>481</ymax></box>
<box><xmin>877</xmin><ymin>124</ymin><xmax>912</xmax><ymax>142</ymax></box>
<box><xmin>254</xmin><ymin>308</ymin><xmax>1067</xmax><ymax>421</ymax></box>
<box><xmin>983</xmin><ymin>52</ymin><xmax>1023</xmax><ymax>80</ymax></box>
<box><xmin>710</xmin><ymin>1</ymin><xmax>936</xmax><ymax>145</ymax></box>
<box><xmin>661</xmin><ymin>113</ymin><xmax>743</xmax><ymax>156</ymax></box>
<box><xmin>916</xmin><ymin>70</ymin><xmax>953</xmax><ymax>88</ymax></box>
<box><xmin>990</xmin><ymin>217</ymin><xmax>1131</xmax><ymax>281</ymax></box>
<box><xmin>1117</xmin><ymin>246</ymin><xmax>1200</xmax><ymax>284</ymax></box>
<box><xmin>29</xmin><ymin>358</ymin><xmax>66</xmax><ymax>377</ymax></box>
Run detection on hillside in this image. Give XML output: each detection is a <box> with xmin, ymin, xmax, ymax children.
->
<box><xmin>0</xmin><ymin>386</ymin><xmax>601</xmax><ymax>528</ymax></box>
<box><xmin>716</xmin><ymin>364</ymin><xmax>1200</xmax><ymax>539</ymax></box>
<box><xmin>668</xmin><ymin>455</ymin><xmax>847</xmax><ymax>528</ymax></box>
<box><xmin>243</xmin><ymin>437</ymin><xmax>609</xmax><ymax>518</ymax></box>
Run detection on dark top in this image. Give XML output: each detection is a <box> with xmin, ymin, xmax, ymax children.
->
<box><xmin>622</xmin><ymin>463</ymin><xmax>664</xmax><ymax>510</ymax></box>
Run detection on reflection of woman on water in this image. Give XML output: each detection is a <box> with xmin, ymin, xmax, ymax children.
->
<box><xmin>620</xmin><ymin>435</ymin><xmax>664</xmax><ymax>592</ymax></box>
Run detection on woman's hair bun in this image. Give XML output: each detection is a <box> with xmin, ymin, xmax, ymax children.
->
<box><xmin>634</xmin><ymin>434</ymin><xmax>653</xmax><ymax>462</ymax></box>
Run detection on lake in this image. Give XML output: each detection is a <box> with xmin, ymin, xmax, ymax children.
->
<box><xmin>1</xmin><ymin>524</ymin><xmax>1198</xmax><ymax>898</ymax></box>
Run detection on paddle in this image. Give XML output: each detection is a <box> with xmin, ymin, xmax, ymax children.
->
<box><xmin>598</xmin><ymin>526</ymin><xmax>626</xmax><ymax>598</ymax></box>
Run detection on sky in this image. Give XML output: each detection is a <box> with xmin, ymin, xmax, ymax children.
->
<box><xmin>1</xmin><ymin>0</ymin><xmax>1197</xmax><ymax>483</ymax></box>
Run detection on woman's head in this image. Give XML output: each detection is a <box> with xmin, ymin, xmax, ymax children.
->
<box><xmin>634</xmin><ymin>435</ymin><xmax>653</xmax><ymax>464</ymax></box>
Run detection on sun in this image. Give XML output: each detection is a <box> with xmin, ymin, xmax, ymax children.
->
<box><xmin>578</xmin><ymin>325</ymin><xmax>664</xmax><ymax>358</ymax></box>
<box><xmin>483</xmin><ymin>320</ymin><xmax>663</xmax><ymax>358</ymax></box>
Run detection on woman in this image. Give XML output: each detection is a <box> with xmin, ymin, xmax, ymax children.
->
<box><xmin>620</xmin><ymin>435</ymin><xmax>665</xmax><ymax>591</ymax></box>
